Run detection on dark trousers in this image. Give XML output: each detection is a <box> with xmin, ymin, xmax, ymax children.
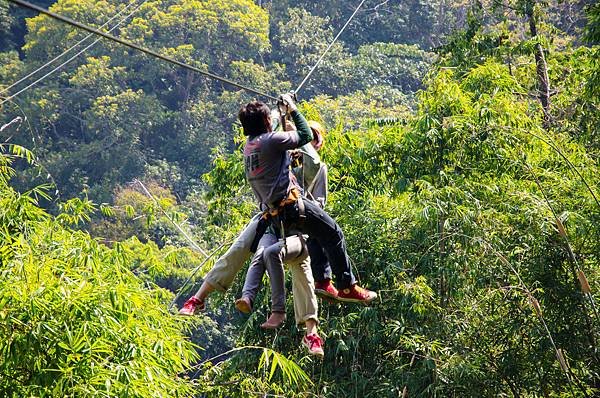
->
<box><xmin>307</xmin><ymin>237</ymin><xmax>332</xmax><ymax>283</ymax></box>
<box><xmin>282</xmin><ymin>198</ymin><xmax>356</xmax><ymax>289</ymax></box>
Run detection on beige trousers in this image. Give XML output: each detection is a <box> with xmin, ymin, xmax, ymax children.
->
<box><xmin>263</xmin><ymin>234</ymin><xmax>318</xmax><ymax>325</ymax></box>
<box><xmin>203</xmin><ymin>215</ymin><xmax>260</xmax><ymax>292</ymax></box>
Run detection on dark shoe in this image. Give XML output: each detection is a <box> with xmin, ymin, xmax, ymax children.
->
<box><xmin>178</xmin><ymin>296</ymin><xmax>205</xmax><ymax>316</ymax></box>
<box><xmin>302</xmin><ymin>333</ymin><xmax>324</xmax><ymax>358</ymax></box>
<box><xmin>315</xmin><ymin>279</ymin><xmax>338</xmax><ymax>299</ymax></box>
<box><xmin>235</xmin><ymin>297</ymin><xmax>252</xmax><ymax>314</ymax></box>
<box><xmin>337</xmin><ymin>284</ymin><xmax>377</xmax><ymax>304</ymax></box>
<box><xmin>260</xmin><ymin>312</ymin><xmax>286</xmax><ymax>329</ymax></box>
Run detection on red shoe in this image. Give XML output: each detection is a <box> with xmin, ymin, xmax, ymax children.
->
<box><xmin>235</xmin><ymin>297</ymin><xmax>252</xmax><ymax>314</ymax></box>
<box><xmin>178</xmin><ymin>296</ymin><xmax>205</xmax><ymax>316</ymax></box>
<box><xmin>337</xmin><ymin>284</ymin><xmax>377</xmax><ymax>304</ymax></box>
<box><xmin>302</xmin><ymin>333</ymin><xmax>324</xmax><ymax>358</ymax></box>
<box><xmin>314</xmin><ymin>279</ymin><xmax>338</xmax><ymax>299</ymax></box>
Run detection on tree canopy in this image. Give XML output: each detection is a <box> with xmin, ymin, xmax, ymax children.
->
<box><xmin>0</xmin><ymin>0</ymin><xmax>599</xmax><ymax>396</ymax></box>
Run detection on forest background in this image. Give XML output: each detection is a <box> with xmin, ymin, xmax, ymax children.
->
<box><xmin>0</xmin><ymin>0</ymin><xmax>599</xmax><ymax>396</ymax></box>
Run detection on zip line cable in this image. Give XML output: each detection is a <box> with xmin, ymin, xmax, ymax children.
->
<box><xmin>6</xmin><ymin>0</ymin><xmax>278</xmax><ymax>102</ymax></box>
<box><xmin>0</xmin><ymin>0</ymin><xmax>140</xmax><ymax>96</ymax></box>
<box><xmin>1</xmin><ymin>0</ymin><xmax>149</xmax><ymax>106</ymax></box>
<box><xmin>7</xmin><ymin>0</ymin><xmax>368</xmax><ymax>102</ymax></box>
<box><xmin>294</xmin><ymin>0</ymin><xmax>368</xmax><ymax>95</ymax></box>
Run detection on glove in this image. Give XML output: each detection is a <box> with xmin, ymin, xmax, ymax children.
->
<box><xmin>279</xmin><ymin>93</ymin><xmax>297</xmax><ymax>113</ymax></box>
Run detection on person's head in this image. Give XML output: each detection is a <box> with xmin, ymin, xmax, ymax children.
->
<box><xmin>239</xmin><ymin>101</ymin><xmax>271</xmax><ymax>136</ymax></box>
<box><xmin>308</xmin><ymin>120</ymin><xmax>326</xmax><ymax>151</ymax></box>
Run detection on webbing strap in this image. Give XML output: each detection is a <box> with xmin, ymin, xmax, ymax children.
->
<box><xmin>297</xmin><ymin>195</ymin><xmax>306</xmax><ymax>228</ymax></box>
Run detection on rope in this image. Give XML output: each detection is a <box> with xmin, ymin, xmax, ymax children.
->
<box><xmin>168</xmin><ymin>240</ymin><xmax>230</xmax><ymax>311</ymax></box>
<box><xmin>294</xmin><ymin>0</ymin><xmax>368</xmax><ymax>94</ymax></box>
<box><xmin>1</xmin><ymin>0</ymin><xmax>148</xmax><ymax>106</ymax></box>
<box><xmin>0</xmin><ymin>0</ymin><xmax>140</xmax><ymax>96</ymax></box>
<box><xmin>7</xmin><ymin>0</ymin><xmax>278</xmax><ymax>101</ymax></box>
<box><xmin>135</xmin><ymin>179</ymin><xmax>208</xmax><ymax>258</ymax></box>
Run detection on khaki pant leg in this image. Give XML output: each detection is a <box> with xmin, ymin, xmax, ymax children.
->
<box><xmin>204</xmin><ymin>215</ymin><xmax>260</xmax><ymax>292</ymax></box>
<box><xmin>284</xmin><ymin>235</ymin><xmax>318</xmax><ymax>325</ymax></box>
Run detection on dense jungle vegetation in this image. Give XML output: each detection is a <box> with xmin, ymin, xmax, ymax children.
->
<box><xmin>1</xmin><ymin>0</ymin><xmax>599</xmax><ymax>396</ymax></box>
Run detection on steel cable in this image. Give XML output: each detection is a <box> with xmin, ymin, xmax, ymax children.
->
<box><xmin>294</xmin><ymin>0</ymin><xmax>368</xmax><ymax>95</ymax></box>
<box><xmin>1</xmin><ymin>0</ymin><xmax>149</xmax><ymax>105</ymax></box>
<box><xmin>0</xmin><ymin>0</ymin><xmax>140</xmax><ymax>96</ymax></box>
<box><xmin>6</xmin><ymin>0</ymin><xmax>277</xmax><ymax>101</ymax></box>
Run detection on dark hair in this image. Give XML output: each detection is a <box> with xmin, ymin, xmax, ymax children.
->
<box><xmin>238</xmin><ymin>101</ymin><xmax>271</xmax><ymax>136</ymax></box>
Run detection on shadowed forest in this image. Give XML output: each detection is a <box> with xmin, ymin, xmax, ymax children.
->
<box><xmin>0</xmin><ymin>0</ymin><xmax>599</xmax><ymax>396</ymax></box>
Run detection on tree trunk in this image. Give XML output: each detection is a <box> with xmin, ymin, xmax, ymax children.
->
<box><xmin>525</xmin><ymin>0</ymin><xmax>551</xmax><ymax>127</ymax></box>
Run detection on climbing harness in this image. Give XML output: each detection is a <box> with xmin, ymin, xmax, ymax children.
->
<box><xmin>249</xmin><ymin>188</ymin><xmax>306</xmax><ymax>252</ymax></box>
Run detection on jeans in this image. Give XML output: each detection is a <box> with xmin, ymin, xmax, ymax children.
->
<box><xmin>241</xmin><ymin>233</ymin><xmax>285</xmax><ymax>312</ymax></box>
<box><xmin>281</xmin><ymin>198</ymin><xmax>356</xmax><ymax>289</ymax></box>
<box><xmin>264</xmin><ymin>234</ymin><xmax>318</xmax><ymax>324</ymax></box>
<box><xmin>241</xmin><ymin>233</ymin><xmax>319</xmax><ymax>324</ymax></box>
<box><xmin>307</xmin><ymin>237</ymin><xmax>332</xmax><ymax>282</ymax></box>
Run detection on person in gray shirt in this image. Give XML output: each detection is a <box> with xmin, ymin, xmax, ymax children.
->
<box><xmin>240</xmin><ymin>94</ymin><xmax>377</xmax><ymax>304</ymax></box>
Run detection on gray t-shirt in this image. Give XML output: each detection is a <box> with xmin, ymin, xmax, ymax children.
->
<box><xmin>244</xmin><ymin>131</ymin><xmax>302</xmax><ymax>208</ymax></box>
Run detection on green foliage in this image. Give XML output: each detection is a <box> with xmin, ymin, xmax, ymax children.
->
<box><xmin>0</xmin><ymin>0</ymin><xmax>11</xmax><ymax>33</ymax></box>
<box><xmin>274</xmin><ymin>7</ymin><xmax>350</xmax><ymax>97</ymax></box>
<box><xmin>348</xmin><ymin>43</ymin><xmax>434</xmax><ymax>93</ymax></box>
<box><xmin>0</xmin><ymin>154</ymin><xmax>200</xmax><ymax>397</ymax></box>
<box><xmin>2</xmin><ymin>1</ymin><xmax>600</xmax><ymax>397</ymax></box>
<box><xmin>0</xmin><ymin>51</ymin><xmax>23</xmax><ymax>90</ymax></box>
<box><xmin>199</xmin><ymin>58</ymin><xmax>599</xmax><ymax>397</ymax></box>
<box><xmin>2</xmin><ymin>0</ymin><xmax>276</xmax><ymax>200</ymax></box>
<box><xmin>584</xmin><ymin>2</ymin><xmax>600</xmax><ymax>44</ymax></box>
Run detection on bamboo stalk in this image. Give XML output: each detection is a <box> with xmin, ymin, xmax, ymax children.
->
<box><xmin>556</xmin><ymin>349</ymin><xmax>568</xmax><ymax>374</ymax></box>
<box><xmin>555</xmin><ymin>218</ymin><xmax>567</xmax><ymax>239</ymax></box>
<box><xmin>528</xmin><ymin>293</ymin><xmax>543</xmax><ymax>318</ymax></box>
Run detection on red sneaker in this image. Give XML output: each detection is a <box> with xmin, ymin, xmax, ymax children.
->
<box><xmin>314</xmin><ymin>279</ymin><xmax>338</xmax><ymax>299</ymax></box>
<box><xmin>235</xmin><ymin>297</ymin><xmax>252</xmax><ymax>314</ymax></box>
<box><xmin>302</xmin><ymin>333</ymin><xmax>324</xmax><ymax>358</ymax></box>
<box><xmin>178</xmin><ymin>296</ymin><xmax>205</xmax><ymax>316</ymax></box>
<box><xmin>337</xmin><ymin>284</ymin><xmax>377</xmax><ymax>304</ymax></box>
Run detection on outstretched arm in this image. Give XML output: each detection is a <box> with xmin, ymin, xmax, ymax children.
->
<box><xmin>290</xmin><ymin>109</ymin><xmax>312</xmax><ymax>147</ymax></box>
<box><xmin>280</xmin><ymin>93</ymin><xmax>312</xmax><ymax>147</ymax></box>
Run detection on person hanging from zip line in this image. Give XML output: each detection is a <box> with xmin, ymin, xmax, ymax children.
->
<box><xmin>235</xmin><ymin>118</ymin><xmax>336</xmax><ymax>330</ymax></box>
<box><xmin>239</xmin><ymin>94</ymin><xmax>376</xmax><ymax>300</ymax></box>
<box><xmin>183</xmin><ymin>115</ymin><xmax>326</xmax><ymax>356</ymax></box>
<box><xmin>178</xmin><ymin>94</ymin><xmax>376</xmax><ymax>315</ymax></box>
<box><xmin>291</xmin><ymin>120</ymin><xmax>339</xmax><ymax>300</ymax></box>
<box><xmin>236</xmin><ymin>218</ymin><xmax>325</xmax><ymax>356</ymax></box>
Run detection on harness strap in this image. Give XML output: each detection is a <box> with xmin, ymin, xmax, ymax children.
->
<box><xmin>250</xmin><ymin>215</ymin><xmax>270</xmax><ymax>253</ymax></box>
<box><xmin>250</xmin><ymin>188</ymin><xmax>302</xmax><ymax>253</ymax></box>
<box><xmin>297</xmin><ymin>195</ymin><xmax>306</xmax><ymax>228</ymax></box>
